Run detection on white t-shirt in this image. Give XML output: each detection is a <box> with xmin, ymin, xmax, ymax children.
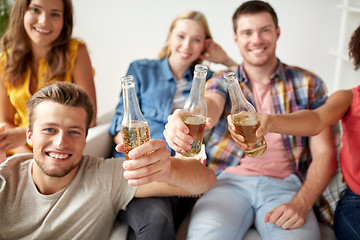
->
<box><xmin>0</xmin><ymin>153</ymin><xmax>137</xmax><ymax>240</ymax></box>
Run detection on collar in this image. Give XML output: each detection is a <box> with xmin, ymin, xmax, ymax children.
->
<box><xmin>159</xmin><ymin>57</ymin><xmax>194</xmax><ymax>83</ymax></box>
<box><xmin>237</xmin><ymin>59</ymin><xmax>286</xmax><ymax>84</ymax></box>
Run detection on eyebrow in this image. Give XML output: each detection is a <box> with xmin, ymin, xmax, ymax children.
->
<box><xmin>239</xmin><ymin>24</ymin><xmax>273</xmax><ymax>33</ymax></box>
<box><xmin>29</xmin><ymin>3</ymin><xmax>63</xmax><ymax>13</ymax></box>
<box><xmin>40</xmin><ymin>123</ymin><xmax>85</xmax><ymax>132</ymax></box>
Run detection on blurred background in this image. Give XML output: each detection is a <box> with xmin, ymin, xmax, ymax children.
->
<box><xmin>71</xmin><ymin>0</ymin><xmax>359</xmax><ymax>118</ymax></box>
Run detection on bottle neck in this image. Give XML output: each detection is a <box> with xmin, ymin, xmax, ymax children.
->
<box><xmin>188</xmin><ymin>72</ymin><xmax>206</xmax><ymax>101</ymax></box>
<box><xmin>122</xmin><ymin>82</ymin><xmax>146</xmax><ymax>123</ymax></box>
<box><xmin>226</xmin><ymin>76</ymin><xmax>256</xmax><ymax>113</ymax></box>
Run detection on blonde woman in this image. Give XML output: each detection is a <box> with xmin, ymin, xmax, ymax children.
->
<box><xmin>110</xmin><ymin>10</ymin><xmax>235</xmax><ymax>240</ymax></box>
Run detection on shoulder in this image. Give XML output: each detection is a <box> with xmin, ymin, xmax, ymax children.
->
<box><xmin>129</xmin><ymin>58</ymin><xmax>162</xmax><ymax>69</ymax></box>
<box><xmin>210</xmin><ymin>66</ymin><xmax>238</xmax><ymax>81</ymax></box>
<box><xmin>282</xmin><ymin>63</ymin><xmax>322</xmax><ymax>80</ymax></box>
<box><xmin>0</xmin><ymin>153</ymin><xmax>33</xmax><ymax>180</ymax></box>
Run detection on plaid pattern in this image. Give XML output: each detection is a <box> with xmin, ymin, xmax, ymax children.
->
<box><xmin>315</xmin><ymin>122</ymin><xmax>347</xmax><ymax>226</ymax></box>
<box><xmin>204</xmin><ymin>60</ymin><xmax>338</xmax><ymax>226</ymax></box>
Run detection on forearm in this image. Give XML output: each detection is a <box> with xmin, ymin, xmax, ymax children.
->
<box><xmin>135</xmin><ymin>158</ymin><xmax>216</xmax><ymax>198</ymax></box>
<box><xmin>290</xmin><ymin>127</ymin><xmax>337</xmax><ymax>211</ymax></box>
<box><xmin>222</xmin><ymin>57</ymin><xmax>238</xmax><ymax>68</ymax></box>
<box><xmin>270</xmin><ymin>110</ymin><xmax>324</xmax><ymax>136</ymax></box>
<box><xmin>168</xmin><ymin>157</ymin><xmax>216</xmax><ymax>194</ymax></box>
<box><xmin>205</xmin><ymin>94</ymin><xmax>225</xmax><ymax>126</ymax></box>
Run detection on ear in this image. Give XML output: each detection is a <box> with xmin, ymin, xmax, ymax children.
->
<box><xmin>26</xmin><ymin>128</ymin><xmax>33</xmax><ymax>147</ymax></box>
<box><xmin>276</xmin><ymin>27</ymin><xmax>280</xmax><ymax>40</ymax></box>
<box><xmin>233</xmin><ymin>32</ymin><xmax>238</xmax><ymax>44</ymax></box>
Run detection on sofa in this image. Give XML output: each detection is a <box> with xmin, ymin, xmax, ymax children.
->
<box><xmin>84</xmin><ymin>112</ymin><xmax>342</xmax><ymax>239</ymax></box>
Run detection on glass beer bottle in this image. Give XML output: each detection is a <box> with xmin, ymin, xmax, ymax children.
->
<box><xmin>181</xmin><ymin>64</ymin><xmax>208</xmax><ymax>157</ymax></box>
<box><xmin>120</xmin><ymin>75</ymin><xmax>150</xmax><ymax>160</ymax></box>
<box><xmin>224</xmin><ymin>72</ymin><xmax>267</xmax><ymax>157</ymax></box>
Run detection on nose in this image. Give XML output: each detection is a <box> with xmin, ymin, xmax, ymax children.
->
<box><xmin>182</xmin><ymin>37</ymin><xmax>191</xmax><ymax>49</ymax></box>
<box><xmin>53</xmin><ymin>131</ymin><xmax>69</xmax><ymax>149</ymax></box>
<box><xmin>38</xmin><ymin>12</ymin><xmax>47</xmax><ymax>25</ymax></box>
<box><xmin>252</xmin><ymin>31</ymin><xmax>262</xmax><ymax>43</ymax></box>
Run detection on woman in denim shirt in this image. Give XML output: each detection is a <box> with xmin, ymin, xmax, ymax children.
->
<box><xmin>110</xmin><ymin>10</ymin><xmax>236</xmax><ymax>240</ymax></box>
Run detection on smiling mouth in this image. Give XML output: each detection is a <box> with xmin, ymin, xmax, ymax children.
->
<box><xmin>251</xmin><ymin>48</ymin><xmax>266</xmax><ymax>54</ymax></box>
<box><xmin>34</xmin><ymin>27</ymin><xmax>51</xmax><ymax>34</ymax></box>
<box><xmin>48</xmin><ymin>152</ymin><xmax>70</xmax><ymax>160</ymax></box>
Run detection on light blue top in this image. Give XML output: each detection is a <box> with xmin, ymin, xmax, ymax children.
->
<box><xmin>110</xmin><ymin>58</ymin><xmax>213</xmax><ymax>157</ymax></box>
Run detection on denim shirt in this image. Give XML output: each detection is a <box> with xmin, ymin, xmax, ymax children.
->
<box><xmin>110</xmin><ymin>58</ymin><xmax>213</xmax><ymax>157</ymax></box>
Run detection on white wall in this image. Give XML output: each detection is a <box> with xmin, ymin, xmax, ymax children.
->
<box><xmin>72</xmin><ymin>0</ymin><xmax>360</xmax><ymax>118</ymax></box>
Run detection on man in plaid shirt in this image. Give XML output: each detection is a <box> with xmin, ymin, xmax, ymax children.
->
<box><xmin>163</xmin><ymin>1</ymin><xmax>337</xmax><ymax>239</ymax></box>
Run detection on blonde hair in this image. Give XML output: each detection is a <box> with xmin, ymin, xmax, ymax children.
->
<box><xmin>158</xmin><ymin>10</ymin><xmax>212</xmax><ymax>66</ymax></box>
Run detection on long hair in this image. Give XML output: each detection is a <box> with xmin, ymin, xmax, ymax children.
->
<box><xmin>158</xmin><ymin>10</ymin><xmax>213</xmax><ymax>66</ymax></box>
<box><xmin>0</xmin><ymin>0</ymin><xmax>74</xmax><ymax>87</ymax></box>
<box><xmin>349</xmin><ymin>26</ymin><xmax>360</xmax><ymax>70</ymax></box>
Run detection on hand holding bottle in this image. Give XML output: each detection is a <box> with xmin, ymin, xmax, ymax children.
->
<box><xmin>120</xmin><ymin>75</ymin><xmax>151</xmax><ymax>160</ymax></box>
<box><xmin>180</xmin><ymin>64</ymin><xmax>208</xmax><ymax>157</ymax></box>
<box><xmin>115</xmin><ymin>138</ymin><xmax>172</xmax><ymax>186</ymax></box>
<box><xmin>163</xmin><ymin>109</ymin><xmax>213</xmax><ymax>155</ymax></box>
<box><xmin>224</xmin><ymin>72</ymin><xmax>267</xmax><ymax>157</ymax></box>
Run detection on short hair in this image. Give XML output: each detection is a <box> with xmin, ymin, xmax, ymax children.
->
<box><xmin>349</xmin><ymin>26</ymin><xmax>360</xmax><ymax>70</ymax></box>
<box><xmin>158</xmin><ymin>10</ymin><xmax>213</xmax><ymax>66</ymax></box>
<box><xmin>232</xmin><ymin>0</ymin><xmax>278</xmax><ymax>33</ymax></box>
<box><xmin>26</xmin><ymin>82</ymin><xmax>94</xmax><ymax>135</ymax></box>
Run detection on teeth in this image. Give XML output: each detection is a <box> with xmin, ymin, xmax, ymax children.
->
<box><xmin>35</xmin><ymin>28</ymin><xmax>50</xmax><ymax>33</ymax></box>
<box><xmin>252</xmin><ymin>49</ymin><xmax>264</xmax><ymax>54</ymax></box>
<box><xmin>49</xmin><ymin>152</ymin><xmax>69</xmax><ymax>159</ymax></box>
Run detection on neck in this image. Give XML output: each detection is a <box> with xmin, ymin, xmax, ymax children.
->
<box><xmin>168</xmin><ymin>56</ymin><xmax>190</xmax><ymax>80</ymax></box>
<box><xmin>31</xmin><ymin>43</ymin><xmax>51</xmax><ymax>63</ymax></box>
<box><xmin>243</xmin><ymin>58</ymin><xmax>278</xmax><ymax>84</ymax></box>
<box><xmin>31</xmin><ymin>160</ymin><xmax>78</xmax><ymax>195</ymax></box>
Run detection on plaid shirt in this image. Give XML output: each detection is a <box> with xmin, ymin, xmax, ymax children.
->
<box><xmin>205</xmin><ymin>60</ymin><xmax>328</xmax><ymax>180</ymax></box>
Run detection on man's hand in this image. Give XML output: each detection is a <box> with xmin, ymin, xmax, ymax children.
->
<box><xmin>227</xmin><ymin>114</ymin><xmax>247</xmax><ymax>151</ymax></box>
<box><xmin>163</xmin><ymin>109</ymin><xmax>213</xmax><ymax>155</ymax></box>
<box><xmin>264</xmin><ymin>202</ymin><xmax>307</xmax><ymax>230</ymax></box>
<box><xmin>115</xmin><ymin>139</ymin><xmax>172</xmax><ymax>186</ymax></box>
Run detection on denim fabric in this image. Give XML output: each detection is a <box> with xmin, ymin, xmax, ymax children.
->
<box><xmin>110</xmin><ymin>58</ymin><xmax>213</xmax><ymax>157</ymax></box>
<box><xmin>334</xmin><ymin>188</ymin><xmax>360</xmax><ymax>240</ymax></box>
<box><xmin>117</xmin><ymin>197</ymin><xmax>193</xmax><ymax>240</ymax></box>
<box><xmin>187</xmin><ymin>172</ymin><xmax>320</xmax><ymax>240</ymax></box>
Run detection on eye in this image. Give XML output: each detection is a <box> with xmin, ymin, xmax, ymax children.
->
<box><xmin>43</xmin><ymin>128</ymin><xmax>55</xmax><ymax>133</ymax></box>
<box><xmin>50</xmin><ymin>12</ymin><xmax>61</xmax><ymax>18</ymax></box>
<box><xmin>177</xmin><ymin>34</ymin><xmax>185</xmax><ymax>39</ymax></box>
<box><xmin>29</xmin><ymin>7</ymin><xmax>40</xmax><ymax>13</ymax></box>
<box><xmin>69</xmin><ymin>130</ymin><xmax>81</xmax><ymax>136</ymax></box>
<box><xmin>241</xmin><ymin>31</ymin><xmax>251</xmax><ymax>36</ymax></box>
<box><xmin>193</xmin><ymin>38</ymin><xmax>201</xmax><ymax>43</ymax></box>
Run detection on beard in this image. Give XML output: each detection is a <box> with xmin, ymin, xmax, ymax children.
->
<box><xmin>34</xmin><ymin>157</ymin><xmax>81</xmax><ymax>178</ymax></box>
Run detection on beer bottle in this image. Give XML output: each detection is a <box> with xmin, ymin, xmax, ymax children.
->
<box><xmin>181</xmin><ymin>64</ymin><xmax>208</xmax><ymax>157</ymax></box>
<box><xmin>224</xmin><ymin>72</ymin><xmax>267</xmax><ymax>157</ymax></box>
<box><xmin>120</xmin><ymin>75</ymin><xmax>150</xmax><ymax>160</ymax></box>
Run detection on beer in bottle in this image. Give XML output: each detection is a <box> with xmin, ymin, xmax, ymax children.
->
<box><xmin>224</xmin><ymin>72</ymin><xmax>267</xmax><ymax>157</ymax></box>
<box><xmin>181</xmin><ymin>64</ymin><xmax>208</xmax><ymax>157</ymax></box>
<box><xmin>120</xmin><ymin>75</ymin><xmax>150</xmax><ymax>160</ymax></box>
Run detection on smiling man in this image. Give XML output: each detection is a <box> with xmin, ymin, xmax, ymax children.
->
<box><xmin>163</xmin><ymin>1</ymin><xmax>336</xmax><ymax>239</ymax></box>
<box><xmin>0</xmin><ymin>82</ymin><xmax>216</xmax><ymax>239</ymax></box>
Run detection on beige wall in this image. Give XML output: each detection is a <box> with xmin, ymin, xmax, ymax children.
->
<box><xmin>72</xmin><ymin>0</ymin><xmax>360</xmax><ymax>118</ymax></box>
